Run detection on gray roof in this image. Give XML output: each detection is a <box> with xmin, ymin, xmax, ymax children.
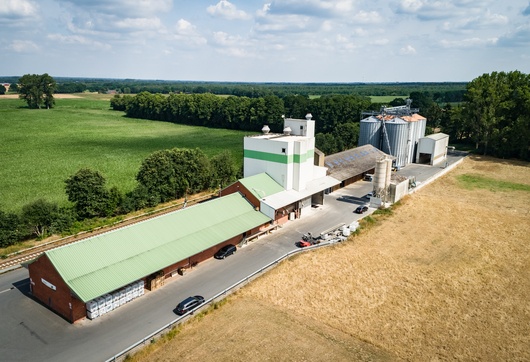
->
<box><xmin>324</xmin><ymin>145</ymin><xmax>389</xmax><ymax>181</ymax></box>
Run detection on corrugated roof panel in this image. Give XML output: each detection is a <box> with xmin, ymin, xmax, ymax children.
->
<box><xmin>239</xmin><ymin>173</ymin><xmax>284</xmax><ymax>199</ymax></box>
<box><xmin>45</xmin><ymin>193</ymin><xmax>271</xmax><ymax>302</ymax></box>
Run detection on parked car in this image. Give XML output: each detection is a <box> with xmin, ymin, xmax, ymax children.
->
<box><xmin>214</xmin><ymin>244</ymin><xmax>237</xmax><ymax>259</ymax></box>
<box><xmin>355</xmin><ymin>205</ymin><xmax>369</xmax><ymax>214</ymax></box>
<box><xmin>364</xmin><ymin>192</ymin><xmax>373</xmax><ymax>199</ymax></box>
<box><xmin>175</xmin><ymin>295</ymin><xmax>205</xmax><ymax>315</ymax></box>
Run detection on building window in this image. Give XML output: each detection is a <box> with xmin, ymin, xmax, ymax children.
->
<box><xmin>281</xmin><ymin>148</ymin><xmax>286</xmax><ymax>153</ymax></box>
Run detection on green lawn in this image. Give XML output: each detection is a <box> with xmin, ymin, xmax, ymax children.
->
<box><xmin>0</xmin><ymin>96</ymin><xmax>247</xmax><ymax>212</ymax></box>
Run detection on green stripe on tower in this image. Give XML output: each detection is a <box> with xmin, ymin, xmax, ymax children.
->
<box><xmin>245</xmin><ymin>149</ymin><xmax>314</xmax><ymax>164</ymax></box>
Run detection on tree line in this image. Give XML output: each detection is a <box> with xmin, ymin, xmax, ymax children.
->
<box><xmin>111</xmin><ymin>92</ymin><xmax>372</xmax><ymax>154</ymax></box>
<box><xmin>0</xmin><ymin>148</ymin><xmax>238</xmax><ymax>249</ymax></box>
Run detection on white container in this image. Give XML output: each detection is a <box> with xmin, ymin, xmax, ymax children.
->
<box><xmin>342</xmin><ymin>228</ymin><xmax>351</xmax><ymax>237</ymax></box>
<box><xmin>120</xmin><ymin>297</ymin><xmax>126</xmax><ymax>306</ymax></box>
<box><xmin>138</xmin><ymin>284</ymin><xmax>144</xmax><ymax>296</ymax></box>
<box><xmin>113</xmin><ymin>301</ymin><xmax>120</xmax><ymax>310</ymax></box>
<box><xmin>138</xmin><ymin>280</ymin><xmax>145</xmax><ymax>289</ymax></box>
<box><xmin>132</xmin><ymin>284</ymin><xmax>139</xmax><ymax>298</ymax></box>
<box><xmin>99</xmin><ymin>304</ymin><xmax>107</xmax><ymax>315</ymax></box>
<box><xmin>96</xmin><ymin>297</ymin><xmax>106</xmax><ymax>310</ymax></box>
<box><xmin>112</xmin><ymin>292</ymin><xmax>120</xmax><ymax>303</ymax></box>
<box><xmin>125</xmin><ymin>286</ymin><xmax>132</xmax><ymax>302</ymax></box>
<box><xmin>86</xmin><ymin>300</ymin><xmax>98</xmax><ymax>312</ymax></box>
<box><xmin>104</xmin><ymin>293</ymin><xmax>113</xmax><ymax>306</ymax></box>
<box><xmin>87</xmin><ymin>309</ymin><xmax>99</xmax><ymax>319</ymax></box>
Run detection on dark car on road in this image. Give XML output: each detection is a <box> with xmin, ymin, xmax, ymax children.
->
<box><xmin>214</xmin><ymin>244</ymin><xmax>237</xmax><ymax>259</ymax></box>
<box><xmin>355</xmin><ymin>205</ymin><xmax>369</xmax><ymax>214</ymax></box>
<box><xmin>176</xmin><ymin>295</ymin><xmax>205</xmax><ymax>315</ymax></box>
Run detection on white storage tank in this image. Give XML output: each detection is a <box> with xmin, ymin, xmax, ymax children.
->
<box><xmin>359</xmin><ymin>116</ymin><xmax>382</xmax><ymax>148</ymax></box>
<box><xmin>382</xmin><ymin>117</ymin><xmax>408</xmax><ymax>168</ymax></box>
<box><xmin>96</xmin><ymin>296</ymin><xmax>106</xmax><ymax>310</ymax></box>
<box><xmin>119</xmin><ymin>289</ymin><xmax>126</xmax><ymax>306</ymax></box>
<box><xmin>373</xmin><ymin>156</ymin><xmax>391</xmax><ymax>196</ymax></box>
<box><xmin>132</xmin><ymin>284</ymin><xmax>139</xmax><ymax>299</ymax></box>
<box><xmin>86</xmin><ymin>300</ymin><xmax>98</xmax><ymax>313</ymax></box>
<box><xmin>87</xmin><ymin>309</ymin><xmax>99</xmax><ymax>320</ymax></box>
<box><xmin>99</xmin><ymin>302</ymin><xmax>107</xmax><ymax>315</ymax></box>
<box><xmin>342</xmin><ymin>227</ymin><xmax>351</xmax><ymax>237</ymax></box>
<box><xmin>112</xmin><ymin>292</ymin><xmax>120</xmax><ymax>309</ymax></box>
<box><xmin>125</xmin><ymin>286</ymin><xmax>132</xmax><ymax>302</ymax></box>
<box><xmin>349</xmin><ymin>221</ymin><xmax>359</xmax><ymax>231</ymax></box>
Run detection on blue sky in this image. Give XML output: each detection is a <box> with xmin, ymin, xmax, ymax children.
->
<box><xmin>1</xmin><ymin>0</ymin><xmax>529</xmax><ymax>82</ymax></box>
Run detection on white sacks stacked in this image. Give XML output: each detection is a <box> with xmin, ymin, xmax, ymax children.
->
<box><xmin>86</xmin><ymin>279</ymin><xmax>146</xmax><ymax>320</ymax></box>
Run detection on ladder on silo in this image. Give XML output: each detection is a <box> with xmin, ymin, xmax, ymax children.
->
<box><xmin>380</xmin><ymin>115</ymin><xmax>392</xmax><ymax>156</ymax></box>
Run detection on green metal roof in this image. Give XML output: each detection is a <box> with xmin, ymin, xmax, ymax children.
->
<box><xmin>239</xmin><ymin>173</ymin><xmax>284</xmax><ymax>199</ymax></box>
<box><xmin>44</xmin><ymin>192</ymin><xmax>271</xmax><ymax>302</ymax></box>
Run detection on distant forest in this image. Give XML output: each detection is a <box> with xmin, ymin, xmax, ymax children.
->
<box><xmin>3</xmin><ymin>73</ymin><xmax>528</xmax><ymax>160</ymax></box>
<box><xmin>0</xmin><ymin>75</ymin><xmax>467</xmax><ymax>103</ymax></box>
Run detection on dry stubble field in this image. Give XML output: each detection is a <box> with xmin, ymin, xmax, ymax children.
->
<box><xmin>132</xmin><ymin>155</ymin><xmax>530</xmax><ymax>362</ymax></box>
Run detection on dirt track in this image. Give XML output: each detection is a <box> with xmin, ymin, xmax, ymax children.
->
<box><xmin>129</xmin><ymin>155</ymin><xmax>530</xmax><ymax>361</ymax></box>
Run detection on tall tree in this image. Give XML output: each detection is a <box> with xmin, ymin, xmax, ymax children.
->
<box><xmin>0</xmin><ymin>209</ymin><xmax>23</xmax><ymax>247</ymax></box>
<box><xmin>17</xmin><ymin>73</ymin><xmax>57</xmax><ymax>109</ymax></box>
<box><xmin>21</xmin><ymin>199</ymin><xmax>59</xmax><ymax>238</ymax></box>
<box><xmin>210</xmin><ymin>151</ymin><xmax>238</xmax><ymax>189</ymax></box>
<box><xmin>65</xmin><ymin>168</ymin><xmax>110</xmax><ymax>219</ymax></box>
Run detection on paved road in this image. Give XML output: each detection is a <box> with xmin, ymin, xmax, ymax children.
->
<box><xmin>0</xmin><ymin>152</ymin><xmax>466</xmax><ymax>362</ymax></box>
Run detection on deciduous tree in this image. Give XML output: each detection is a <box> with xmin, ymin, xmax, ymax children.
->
<box><xmin>65</xmin><ymin>168</ymin><xmax>110</xmax><ymax>219</ymax></box>
<box><xmin>17</xmin><ymin>73</ymin><xmax>57</xmax><ymax>109</ymax></box>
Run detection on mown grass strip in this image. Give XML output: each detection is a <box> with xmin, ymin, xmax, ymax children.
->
<box><xmin>457</xmin><ymin>174</ymin><xmax>530</xmax><ymax>192</ymax></box>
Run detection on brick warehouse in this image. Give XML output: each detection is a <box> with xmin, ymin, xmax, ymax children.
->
<box><xmin>28</xmin><ymin>193</ymin><xmax>271</xmax><ymax>322</ymax></box>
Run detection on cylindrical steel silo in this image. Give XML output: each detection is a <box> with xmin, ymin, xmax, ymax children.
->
<box><xmin>359</xmin><ymin>116</ymin><xmax>382</xmax><ymax>148</ymax></box>
<box><xmin>382</xmin><ymin>117</ymin><xmax>408</xmax><ymax>168</ymax></box>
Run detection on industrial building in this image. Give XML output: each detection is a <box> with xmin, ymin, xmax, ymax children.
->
<box><xmin>239</xmin><ymin>114</ymin><xmax>340</xmax><ymax>221</ymax></box>
<box><xmin>27</xmin><ymin>112</ymin><xmax>409</xmax><ymax>323</ymax></box>
<box><xmin>28</xmin><ymin>192</ymin><xmax>271</xmax><ymax>323</ymax></box>
<box><xmin>359</xmin><ymin>100</ymin><xmax>427</xmax><ymax>168</ymax></box>
<box><xmin>416</xmin><ymin>133</ymin><xmax>450</xmax><ymax>165</ymax></box>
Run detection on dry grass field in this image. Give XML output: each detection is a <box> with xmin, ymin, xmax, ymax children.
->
<box><xmin>130</xmin><ymin>155</ymin><xmax>530</xmax><ymax>362</ymax></box>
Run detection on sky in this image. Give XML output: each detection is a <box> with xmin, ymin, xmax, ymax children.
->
<box><xmin>1</xmin><ymin>0</ymin><xmax>529</xmax><ymax>83</ymax></box>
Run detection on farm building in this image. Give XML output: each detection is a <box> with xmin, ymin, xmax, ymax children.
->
<box><xmin>359</xmin><ymin>101</ymin><xmax>427</xmax><ymax>168</ymax></box>
<box><xmin>28</xmin><ymin>192</ymin><xmax>271</xmax><ymax>323</ymax></box>
<box><xmin>324</xmin><ymin>144</ymin><xmax>389</xmax><ymax>190</ymax></box>
<box><xmin>416</xmin><ymin>133</ymin><xmax>450</xmax><ymax>165</ymax></box>
<box><xmin>240</xmin><ymin>114</ymin><xmax>340</xmax><ymax>222</ymax></box>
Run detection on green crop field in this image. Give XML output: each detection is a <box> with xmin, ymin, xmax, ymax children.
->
<box><xmin>369</xmin><ymin>95</ymin><xmax>408</xmax><ymax>103</ymax></box>
<box><xmin>0</xmin><ymin>95</ymin><xmax>247</xmax><ymax>213</ymax></box>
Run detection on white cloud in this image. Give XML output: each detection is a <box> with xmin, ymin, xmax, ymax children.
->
<box><xmin>498</xmin><ymin>24</ymin><xmax>530</xmax><ymax>47</ymax></box>
<box><xmin>442</xmin><ymin>10</ymin><xmax>508</xmax><ymax>32</ymax></box>
<box><xmin>173</xmin><ymin>19</ymin><xmax>207</xmax><ymax>46</ymax></box>
<box><xmin>0</xmin><ymin>0</ymin><xmax>38</xmax><ymax>17</ymax></box>
<box><xmin>58</xmin><ymin>0</ymin><xmax>172</xmax><ymax>18</ymax></box>
<box><xmin>47</xmin><ymin>33</ymin><xmax>111</xmax><ymax>49</ymax></box>
<box><xmin>395</xmin><ymin>0</ymin><xmax>487</xmax><ymax>21</ymax></box>
<box><xmin>265</xmin><ymin>0</ymin><xmax>356</xmax><ymax>18</ymax></box>
<box><xmin>114</xmin><ymin>17</ymin><xmax>163</xmax><ymax>31</ymax></box>
<box><xmin>440</xmin><ymin>37</ymin><xmax>498</xmax><ymax>48</ymax></box>
<box><xmin>8</xmin><ymin>39</ymin><xmax>39</xmax><ymax>52</ymax></box>
<box><xmin>399</xmin><ymin>44</ymin><xmax>416</xmax><ymax>55</ymax></box>
<box><xmin>207</xmin><ymin>1</ymin><xmax>251</xmax><ymax>20</ymax></box>
<box><xmin>354</xmin><ymin>10</ymin><xmax>382</xmax><ymax>24</ymax></box>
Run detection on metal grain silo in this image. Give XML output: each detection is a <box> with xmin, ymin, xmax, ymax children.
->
<box><xmin>358</xmin><ymin>116</ymin><xmax>382</xmax><ymax>148</ymax></box>
<box><xmin>382</xmin><ymin>117</ymin><xmax>408</xmax><ymax>168</ymax></box>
